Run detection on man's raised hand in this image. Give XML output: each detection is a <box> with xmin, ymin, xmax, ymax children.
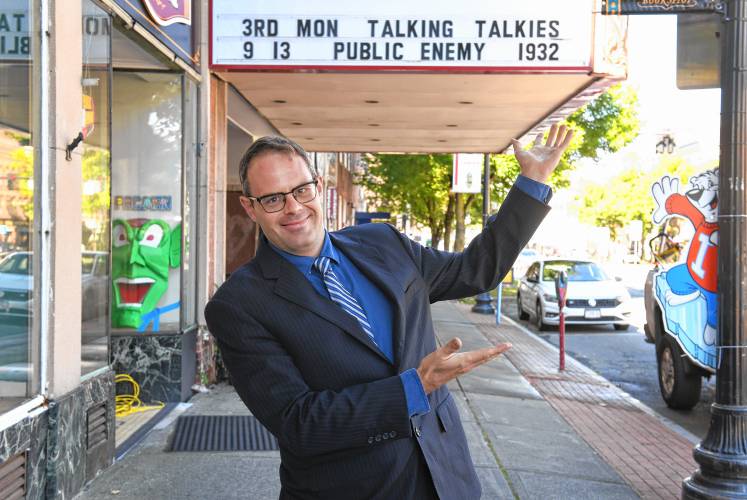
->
<box><xmin>511</xmin><ymin>123</ymin><xmax>574</xmax><ymax>184</ymax></box>
<box><xmin>416</xmin><ymin>338</ymin><xmax>512</xmax><ymax>394</ymax></box>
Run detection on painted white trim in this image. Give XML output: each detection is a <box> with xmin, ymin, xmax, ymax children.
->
<box><xmin>80</xmin><ymin>366</ymin><xmax>110</xmax><ymax>383</ymax></box>
<box><xmin>39</xmin><ymin>0</ymin><xmax>50</xmax><ymax>398</ymax></box>
<box><xmin>0</xmin><ymin>396</ymin><xmax>46</xmax><ymax>433</ymax></box>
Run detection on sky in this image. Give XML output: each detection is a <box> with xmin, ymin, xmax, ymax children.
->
<box><xmin>534</xmin><ymin>14</ymin><xmax>721</xmax><ymax>251</ymax></box>
<box><xmin>571</xmin><ymin>14</ymin><xmax>721</xmax><ymax>185</ymax></box>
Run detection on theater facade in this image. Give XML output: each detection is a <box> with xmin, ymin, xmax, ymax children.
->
<box><xmin>0</xmin><ymin>1</ymin><xmax>626</xmax><ymax>498</ymax></box>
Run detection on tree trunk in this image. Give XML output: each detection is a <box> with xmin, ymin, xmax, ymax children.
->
<box><xmin>453</xmin><ymin>194</ymin><xmax>476</xmax><ymax>252</ymax></box>
<box><xmin>443</xmin><ymin>194</ymin><xmax>455</xmax><ymax>251</ymax></box>
<box><xmin>454</xmin><ymin>193</ymin><xmax>465</xmax><ymax>252</ymax></box>
<box><xmin>425</xmin><ymin>199</ymin><xmax>443</xmax><ymax>248</ymax></box>
<box><xmin>430</xmin><ymin>228</ymin><xmax>442</xmax><ymax>249</ymax></box>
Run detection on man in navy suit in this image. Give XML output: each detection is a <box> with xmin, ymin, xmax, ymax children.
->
<box><xmin>205</xmin><ymin>127</ymin><xmax>572</xmax><ymax>499</ymax></box>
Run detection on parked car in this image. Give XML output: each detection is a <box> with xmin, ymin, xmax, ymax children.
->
<box><xmin>0</xmin><ymin>251</ymin><xmax>109</xmax><ymax>322</ymax></box>
<box><xmin>81</xmin><ymin>251</ymin><xmax>109</xmax><ymax>320</ymax></box>
<box><xmin>0</xmin><ymin>252</ymin><xmax>32</xmax><ymax>321</ymax></box>
<box><xmin>644</xmin><ymin>225</ymin><xmax>710</xmax><ymax>410</ymax></box>
<box><xmin>517</xmin><ymin>259</ymin><xmax>633</xmax><ymax>331</ymax></box>
<box><xmin>512</xmin><ymin>248</ymin><xmax>541</xmax><ymax>282</ymax></box>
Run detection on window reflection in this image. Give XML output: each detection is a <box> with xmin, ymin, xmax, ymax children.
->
<box><xmin>112</xmin><ymin>72</ymin><xmax>182</xmax><ymax>333</ymax></box>
<box><xmin>0</xmin><ymin>0</ymin><xmax>34</xmax><ymax>412</ymax></box>
<box><xmin>81</xmin><ymin>0</ymin><xmax>111</xmax><ymax>375</ymax></box>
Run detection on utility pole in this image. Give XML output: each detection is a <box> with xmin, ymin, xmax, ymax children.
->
<box><xmin>472</xmin><ymin>153</ymin><xmax>495</xmax><ymax>314</ymax></box>
<box><xmin>682</xmin><ymin>0</ymin><xmax>747</xmax><ymax>497</ymax></box>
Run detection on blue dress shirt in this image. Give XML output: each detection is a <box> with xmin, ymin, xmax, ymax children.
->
<box><xmin>515</xmin><ymin>174</ymin><xmax>552</xmax><ymax>204</ymax></box>
<box><xmin>270</xmin><ymin>175</ymin><xmax>550</xmax><ymax>418</ymax></box>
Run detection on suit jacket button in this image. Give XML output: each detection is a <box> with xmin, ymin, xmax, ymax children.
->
<box><xmin>375</xmin><ymin>434</ymin><xmax>382</xmax><ymax>442</ymax></box>
<box><xmin>367</xmin><ymin>437</ymin><xmax>374</xmax><ymax>444</ymax></box>
<box><xmin>415</xmin><ymin>427</ymin><xmax>422</xmax><ymax>437</ymax></box>
<box><xmin>390</xmin><ymin>430</ymin><xmax>397</xmax><ymax>438</ymax></box>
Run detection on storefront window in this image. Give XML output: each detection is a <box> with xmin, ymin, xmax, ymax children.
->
<box><xmin>0</xmin><ymin>0</ymin><xmax>37</xmax><ymax>412</ymax></box>
<box><xmin>81</xmin><ymin>0</ymin><xmax>111</xmax><ymax>376</ymax></box>
<box><xmin>111</xmin><ymin>71</ymin><xmax>182</xmax><ymax>333</ymax></box>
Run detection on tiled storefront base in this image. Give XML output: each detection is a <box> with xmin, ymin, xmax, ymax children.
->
<box><xmin>0</xmin><ymin>404</ymin><xmax>49</xmax><ymax>499</ymax></box>
<box><xmin>0</xmin><ymin>370</ymin><xmax>115</xmax><ymax>500</ymax></box>
<box><xmin>45</xmin><ymin>371</ymin><xmax>116</xmax><ymax>498</ymax></box>
<box><xmin>111</xmin><ymin>330</ymin><xmax>197</xmax><ymax>403</ymax></box>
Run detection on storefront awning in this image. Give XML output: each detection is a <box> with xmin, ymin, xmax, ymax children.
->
<box><xmin>214</xmin><ymin>72</ymin><xmax>620</xmax><ymax>153</ymax></box>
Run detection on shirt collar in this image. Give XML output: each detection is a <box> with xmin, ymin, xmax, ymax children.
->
<box><xmin>269</xmin><ymin>231</ymin><xmax>339</xmax><ymax>275</ymax></box>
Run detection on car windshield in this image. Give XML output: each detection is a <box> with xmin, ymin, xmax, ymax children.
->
<box><xmin>0</xmin><ymin>253</ymin><xmax>32</xmax><ymax>275</ymax></box>
<box><xmin>542</xmin><ymin>261</ymin><xmax>609</xmax><ymax>282</ymax></box>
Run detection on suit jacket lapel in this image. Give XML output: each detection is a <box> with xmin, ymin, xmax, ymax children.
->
<box><xmin>255</xmin><ymin>239</ymin><xmax>391</xmax><ymax>364</ymax></box>
<box><xmin>330</xmin><ymin>232</ymin><xmax>407</xmax><ymax>368</ymax></box>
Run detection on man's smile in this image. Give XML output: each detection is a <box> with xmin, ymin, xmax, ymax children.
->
<box><xmin>281</xmin><ymin>214</ymin><xmax>312</xmax><ymax>229</ymax></box>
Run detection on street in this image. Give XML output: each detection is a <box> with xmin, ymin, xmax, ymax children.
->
<box><xmin>502</xmin><ymin>263</ymin><xmax>715</xmax><ymax>440</ymax></box>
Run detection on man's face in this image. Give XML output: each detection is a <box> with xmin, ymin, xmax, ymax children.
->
<box><xmin>240</xmin><ymin>152</ymin><xmax>325</xmax><ymax>257</ymax></box>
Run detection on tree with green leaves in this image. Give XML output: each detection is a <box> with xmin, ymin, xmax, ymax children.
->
<box><xmin>362</xmin><ymin>84</ymin><xmax>640</xmax><ymax>251</ymax></box>
<box><xmin>576</xmin><ymin>155</ymin><xmax>703</xmax><ymax>241</ymax></box>
<box><xmin>359</xmin><ymin>154</ymin><xmax>452</xmax><ymax>248</ymax></box>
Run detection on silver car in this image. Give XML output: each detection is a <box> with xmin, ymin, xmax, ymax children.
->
<box><xmin>517</xmin><ymin>259</ymin><xmax>633</xmax><ymax>331</ymax></box>
<box><xmin>0</xmin><ymin>252</ymin><xmax>32</xmax><ymax>321</ymax></box>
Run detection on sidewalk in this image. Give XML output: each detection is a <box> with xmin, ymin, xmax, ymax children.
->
<box><xmin>76</xmin><ymin>301</ymin><xmax>697</xmax><ymax>499</ymax></box>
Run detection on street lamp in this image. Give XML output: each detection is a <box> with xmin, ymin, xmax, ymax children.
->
<box><xmin>682</xmin><ymin>0</ymin><xmax>747</xmax><ymax>497</ymax></box>
<box><xmin>472</xmin><ymin>153</ymin><xmax>495</xmax><ymax>315</ymax></box>
<box><xmin>656</xmin><ymin>134</ymin><xmax>676</xmax><ymax>154</ymax></box>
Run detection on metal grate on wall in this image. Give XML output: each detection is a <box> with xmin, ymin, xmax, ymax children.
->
<box><xmin>0</xmin><ymin>451</ymin><xmax>27</xmax><ymax>500</ymax></box>
<box><xmin>87</xmin><ymin>403</ymin><xmax>108</xmax><ymax>450</ymax></box>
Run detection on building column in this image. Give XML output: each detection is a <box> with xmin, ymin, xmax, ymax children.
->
<box><xmin>44</xmin><ymin>0</ymin><xmax>83</xmax><ymax>397</ymax></box>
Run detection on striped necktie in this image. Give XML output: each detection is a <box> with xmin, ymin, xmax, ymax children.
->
<box><xmin>314</xmin><ymin>256</ymin><xmax>376</xmax><ymax>343</ymax></box>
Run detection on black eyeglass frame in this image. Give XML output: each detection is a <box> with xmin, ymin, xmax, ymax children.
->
<box><xmin>245</xmin><ymin>178</ymin><xmax>320</xmax><ymax>213</ymax></box>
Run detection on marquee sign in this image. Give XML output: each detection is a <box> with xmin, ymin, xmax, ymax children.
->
<box><xmin>210</xmin><ymin>0</ymin><xmax>595</xmax><ymax>71</ymax></box>
<box><xmin>0</xmin><ymin>0</ymin><xmax>30</xmax><ymax>62</ymax></box>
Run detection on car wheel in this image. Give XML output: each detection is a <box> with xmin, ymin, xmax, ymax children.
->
<box><xmin>657</xmin><ymin>335</ymin><xmax>702</xmax><ymax>410</ymax></box>
<box><xmin>614</xmin><ymin>324</ymin><xmax>630</xmax><ymax>331</ymax></box>
<box><xmin>517</xmin><ymin>293</ymin><xmax>529</xmax><ymax>320</ymax></box>
<box><xmin>535</xmin><ymin>301</ymin><xmax>548</xmax><ymax>331</ymax></box>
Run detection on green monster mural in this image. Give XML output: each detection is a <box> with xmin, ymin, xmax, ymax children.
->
<box><xmin>111</xmin><ymin>218</ymin><xmax>181</xmax><ymax>331</ymax></box>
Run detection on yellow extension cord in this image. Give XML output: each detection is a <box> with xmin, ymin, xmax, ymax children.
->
<box><xmin>115</xmin><ymin>374</ymin><xmax>165</xmax><ymax>418</ymax></box>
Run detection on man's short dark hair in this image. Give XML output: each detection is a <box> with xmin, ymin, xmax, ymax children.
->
<box><xmin>239</xmin><ymin>136</ymin><xmax>316</xmax><ymax>197</ymax></box>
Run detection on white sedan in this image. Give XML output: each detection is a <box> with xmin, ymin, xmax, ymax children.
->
<box><xmin>517</xmin><ymin>259</ymin><xmax>633</xmax><ymax>331</ymax></box>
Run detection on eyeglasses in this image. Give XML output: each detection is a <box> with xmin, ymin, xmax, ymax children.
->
<box><xmin>246</xmin><ymin>179</ymin><xmax>319</xmax><ymax>213</ymax></box>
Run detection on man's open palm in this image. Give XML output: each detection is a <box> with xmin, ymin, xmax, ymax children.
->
<box><xmin>511</xmin><ymin>123</ymin><xmax>574</xmax><ymax>184</ymax></box>
<box><xmin>417</xmin><ymin>338</ymin><xmax>512</xmax><ymax>394</ymax></box>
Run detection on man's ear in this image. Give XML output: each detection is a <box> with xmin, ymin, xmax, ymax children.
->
<box><xmin>169</xmin><ymin>223</ymin><xmax>182</xmax><ymax>268</ymax></box>
<box><xmin>239</xmin><ymin>195</ymin><xmax>258</xmax><ymax>222</ymax></box>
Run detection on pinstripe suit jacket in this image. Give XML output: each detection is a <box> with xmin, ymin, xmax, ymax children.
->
<box><xmin>204</xmin><ymin>186</ymin><xmax>549</xmax><ymax>499</ymax></box>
